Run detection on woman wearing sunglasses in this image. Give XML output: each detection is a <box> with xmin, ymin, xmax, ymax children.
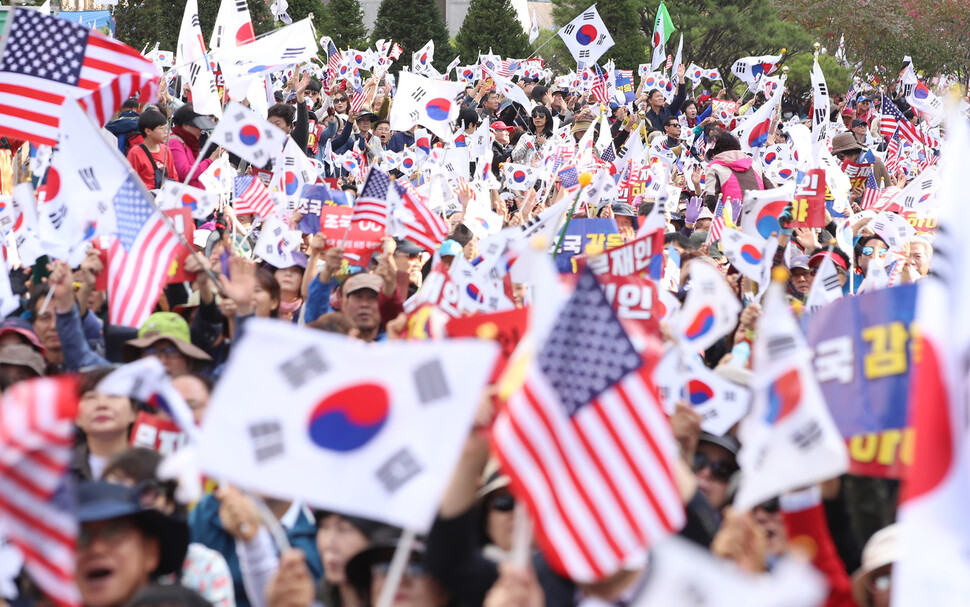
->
<box><xmin>693</xmin><ymin>433</ymin><xmax>740</xmax><ymax>511</ymax></box>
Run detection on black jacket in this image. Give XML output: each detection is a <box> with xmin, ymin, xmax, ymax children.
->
<box><xmin>643</xmin><ymin>82</ymin><xmax>687</xmax><ymax>131</ymax></box>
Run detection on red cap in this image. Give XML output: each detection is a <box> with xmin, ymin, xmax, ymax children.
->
<box><xmin>809</xmin><ymin>250</ymin><xmax>848</xmax><ymax>272</ymax></box>
<box><xmin>489</xmin><ymin>121</ymin><xmax>515</xmax><ymax>131</ymax></box>
<box><xmin>698</xmin><ymin>94</ymin><xmax>711</xmax><ymax>103</ymax></box>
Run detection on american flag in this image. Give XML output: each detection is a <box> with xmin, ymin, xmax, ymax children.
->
<box><xmin>590</xmin><ymin>65</ymin><xmax>609</xmax><ymax>105</ymax></box>
<box><xmin>234</xmin><ymin>175</ymin><xmax>278</xmax><ymax>218</ymax></box>
<box><xmin>326</xmin><ymin>40</ymin><xmax>341</xmax><ymax>89</ymax></box>
<box><xmin>665</xmin><ymin>54</ymin><xmax>673</xmax><ymax>72</ymax></box>
<box><xmin>351</xmin><ymin>168</ymin><xmax>390</xmax><ymax>228</ymax></box>
<box><xmin>0</xmin><ymin>8</ymin><xmax>159</xmax><ymax>146</ymax></box>
<box><xmin>885</xmin><ymin>131</ymin><xmax>901</xmax><ymax>173</ymax></box>
<box><xmin>389</xmin><ymin>43</ymin><xmax>403</xmax><ymax>60</ymax></box>
<box><xmin>493</xmin><ymin>268</ymin><xmax>684</xmax><ymax>582</ymax></box>
<box><xmin>351</xmin><ymin>85</ymin><xmax>366</xmax><ymax>113</ymax></box>
<box><xmin>861</xmin><ymin>171</ymin><xmax>882</xmax><ymax>209</ymax></box>
<box><xmin>880</xmin><ymin>94</ymin><xmax>925</xmax><ymax>146</ymax></box>
<box><xmin>107</xmin><ymin>177</ymin><xmax>183</xmax><ymax>327</ymax></box>
<box><xmin>394</xmin><ymin>182</ymin><xmax>448</xmax><ymax>254</ymax></box>
<box><xmin>0</xmin><ymin>376</ymin><xmax>81</xmax><ymax>607</ymax></box>
<box><xmin>558</xmin><ymin>165</ymin><xmax>580</xmax><ymax>191</ymax></box>
<box><xmin>599</xmin><ymin>142</ymin><xmax>616</xmax><ymax>164</ymax></box>
<box><xmin>497</xmin><ymin>60</ymin><xmax>514</xmax><ymax>78</ymax></box>
<box><xmin>705</xmin><ymin>197</ymin><xmax>726</xmax><ymax>244</ymax></box>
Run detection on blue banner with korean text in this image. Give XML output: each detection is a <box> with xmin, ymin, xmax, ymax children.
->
<box><xmin>803</xmin><ymin>284</ymin><xmax>918</xmax><ymax>478</ymax></box>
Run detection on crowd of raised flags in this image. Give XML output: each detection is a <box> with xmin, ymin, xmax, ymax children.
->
<box><xmin>0</xmin><ymin>1</ymin><xmax>966</xmax><ymax>607</ymax></box>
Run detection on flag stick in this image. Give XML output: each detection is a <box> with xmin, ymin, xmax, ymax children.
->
<box><xmin>247</xmin><ymin>492</ymin><xmax>292</xmax><ymax>554</ymax></box>
<box><xmin>374</xmin><ymin>529</ymin><xmax>417</xmax><ymax>607</ymax></box>
<box><xmin>510</xmin><ymin>502</ymin><xmax>533</xmax><ymax>569</ymax></box>
<box><xmin>37</xmin><ymin>287</ymin><xmax>56</xmax><ymax>317</ymax></box>
<box><xmin>551</xmin><ymin>180</ymin><xmax>589</xmax><ymax>259</ymax></box>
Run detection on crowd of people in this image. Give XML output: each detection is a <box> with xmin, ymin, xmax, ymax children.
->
<box><xmin>0</xmin><ymin>5</ymin><xmax>963</xmax><ymax>607</ymax></box>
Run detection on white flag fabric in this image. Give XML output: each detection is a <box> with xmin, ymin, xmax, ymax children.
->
<box><xmin>479</xmin><ymin>64</ymin><xmax>532</xmax><ymax>110</ymax></box>
<box><xmin>900</xmin><ymin>57</ymin><xmax>944</xmax><ymax>126</ymax></box>
<box><xmin>199</xmin><ymin>156</ymin><xmax>235</xmax><ymax>195</ymax></box>
<box><xmin>210</xmin><ymin>0</ymin><xmax>256</xmax><ymax>52</ymax></box>
<box><xmin>412</xmin><ymin>40</ymin><xmax>434</xmax><ymax>74</ymax></box>
<box><xmin>390</xmin><ymin>72</ymin><xmax>466</xmax><ymax>141</ymax></box>
<box><xmin>209</xmin><ymin>101</ymin><xmax>287</xmax><ymax>167</ymax></box>
<box><xmin>632</xmin><ymin>536</ymin><xmax>826</xmax><ymax>607</ymax></box>
<box><xmin>219</xmin><ymin>19</ymin><xmax>318</xmax><ymax>98</ymax></box>
<box><xmin>502</xmin><ymin>163</ymin><xmax>540</xmax><ymax>191</ymax></box>
<box><xmin>733</xmin><ymin>77</ymin><xmax>785</xmax><ymax>154</ymax></box>
<box><xmin>871</xmin><ymin>210</ymin><xmax>917</xmax><ymax>251</ymax></box>
<box><xmin>176</xmin><ymin>0</ymin><xmax>222</xmax><ymax>117</ymax></box>
<box><xmin>558</xmin><ymin>5</ymin><xmax>614</xmax><ymax>67</ymax></box>
<box><xmin>270</xmin><ymin>137</ymin><xmax>319</xmax><ymax>212</ymax></box>
<box><xmin>858</xmin><ymin>253</ymin><xmax>890</xmax><ymax>293</ymax></box>
<box><xmin>731</xmin><ymin>53</ymin><xmax>784</xmax><ymax>86</ymax></box>
<box><xmin>157</xmin><ymin>182</ymin><xmax>218</xmax><ymax>220</ymax></box>
<box><xmin>804</xmin><ymin>253</ymin><xmax>843</xmax><ymax>312</ymax></box>
<box><xmin>720</xmin><ymin>229</ymin><xmax>777</xmax><ymax>292</ymax></box>
<box><xmin>893</xmin><ymin>110</ymin><xmax>970</xmax><ymax>607</ymax></box>
<box><xmin>529</xmin><ymin>9</ymin><xmax>540</xmax><ymax>44</ymax></box>
<box><xmin>198</xmin><ymin>319</ymin><xmax>498</xmax><ymax>531</ymax></box>
<box><xmin>896</xmin><ymin>166</ymin><xmax>939</xmax><ymax>215</ymax></box>
<box><xmin>673</xmin><ymin>260</ymin><xmax>742</xmax><ymax>355</ymax></box>
<box><xmin>652</xmin><ymin>351</ymin><xmax>751</xmax><ymax>435</ymax></box>
<box><xmin>810</xmin><ymin>57</ymin><xmax>829</xmax><ymax>161</ymax></box>
<box><xmin>671</xmin><ymin>33</ymin><xmax>683</xmax><ymax>77</ymax></box>
<box><xmin>740</xmin><ymin>184</ymin><xmax>795</xmax><ymax>242</ymax></box>
<box><xmin>254</xmin><ymin>215</ymin><xmax>302</xmax><ymax>268</ymax></box>
<box><xmin>734</xmin><ymin>282</ymin><xmax>848</xmax><ymax>511</ymax></box>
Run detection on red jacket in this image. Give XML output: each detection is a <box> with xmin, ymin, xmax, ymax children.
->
<box><xmin>783</xmin><ymin>502</ymin><xmax>855</xmax><ymax>607</ymax></box>
<box><xmin>126</xmin><ymin>144</ymin><xmax>177</xmax><ymax>190</ymax></box>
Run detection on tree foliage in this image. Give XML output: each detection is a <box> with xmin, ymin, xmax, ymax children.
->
<box><xmin>114</xmin><ymin>0</ymin><xmax>274</xmax><ymax>53</ymax></box>
<box><xmin>455</xmin><ymin>0</ymin><xmax>530</xmax><ymax>62</ymax></box>
<box><xmin>772</xmin><ymin>0</ymin><xmax>970</xmax><ymax>82</ymax></box>
<box><xmin>636</xmin><ymin>0</ymin><xmax>812</xmax><ymax>92</ymax></box>
<box><xmin>552</xmin><ymin>0</ymin><xmax>647</xmax><ymax>71</ymax></box>
<box><xmin>317</xmin><ymin>0</ymin><xmax>368</xmax><ymax>49</ymax></box>
<box><xmin>783</xmin><ymin>52</ymin><xmax>852</xmax><ymax>100</ymax></box>
<box><xmin>284</xmin><ymin>0</ymin><xmax>328</xmax><ymax>39</ymax></box>
<box><xmin>370</xmin><ymin>0</ymin><xmax>455</xmax><ymax>73</ymax></box>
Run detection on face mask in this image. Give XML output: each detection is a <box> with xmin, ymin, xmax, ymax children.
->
<box><xmin>783</xmin><ymin>112</ymin><xmax>793</xmax><ymax>120</ymax></box>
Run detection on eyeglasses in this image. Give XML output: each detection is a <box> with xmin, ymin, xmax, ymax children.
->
<box><xmin>491</xmin><ymin>494</ymin><xmax>515</xmax><ymax>512</ymax></box>
<box><xmin>665</xmin><ymin>123</ymin><xmax>681</xmax><ymax>128</ymax></box>
<box><xmin>371</xmin><ymin>561</ymin><xmax>427</xmax><ymax>579</ymax></box>
<box><xmin>143</xmin><ymin>345</ymin><xmax>181</xmax><ymax>358</ymax></box>
<box><xmin>861</xmin><ymin>246</ymin><xmax>888</xmax><ymax>256</ymax></box>
<box><xmin>78</xmin><ymin>519</ymin><xmax>138</xmax><ymax>549</ymax></box>
<box><xmin>692</xmin><ymin>452</ymin><xmax>737</xmax><ymax>482</ymax></box>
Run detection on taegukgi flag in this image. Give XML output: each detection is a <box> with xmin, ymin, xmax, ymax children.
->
<box><xmin>197</xmin><ymin>319</ymin><xmax>498</xmax><ymax>532</ymax></box>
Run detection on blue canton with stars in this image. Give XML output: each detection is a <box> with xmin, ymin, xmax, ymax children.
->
<box><xmin>0</xmin><ymin>10</ymin><xmax>89</xmax><ymax>85</ymax></box>
<box><xmin>537</xmin><ymin>268</ymin><xmax>642</xmax><ymax>417</ymax></box>
<box><xmin>113</xmin><ymin>176</ymin><xmax>155</xmax><ymax>251</ymax></box>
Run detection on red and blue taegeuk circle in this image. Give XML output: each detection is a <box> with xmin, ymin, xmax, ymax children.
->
<box><xmin>308</xmin><ymin>383</ymin><xmax>390</xmax><ymax>451</ymax></box>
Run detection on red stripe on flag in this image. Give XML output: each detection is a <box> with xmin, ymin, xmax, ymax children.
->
<box><xmin>0</xmin><ymin>84</ymin><xmax>66</xmax><ymax>105</ymax></box>
<box><xmin>0</xmin><ymin>104</ymin><xmax>60</xmax><ymax>127</ymax></box>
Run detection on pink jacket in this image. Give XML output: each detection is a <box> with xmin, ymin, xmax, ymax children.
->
<box><xmin>168</xmin><ymin>135</ymin><xmax>213</xmax><ymax>189</ymax></box>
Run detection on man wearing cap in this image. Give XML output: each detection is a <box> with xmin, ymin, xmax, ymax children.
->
<box><xmin>854</xmin><ymin>96</ymin><xmax>874</xmax><ymax>125</ymax></box>
<box><xmin>0</xmin><ymin>344</ymin><xmax>46</xmax><ymax>388</ymax></box>
<box><xmin>490</xmin><ymin>122</ymin><xmax>514</xmax><ymax>178</ymax></box>
<box><xmin>340</xmin><ymin>273</ymin><xmax>386</xmax><ymax>343</ymax></box>
<box><xmin>169</xmin><ymin>104</ymin><xmax>221</xmax><ymax>190</ymax></box>
<box><xmin>851</xmin><ymin>118</ymin><xmax>874</xmax><ymax>147</ymax></box>
<box><xmin>393</xmin><ymin>238</ymin><xmax>426</xmax><ymax>296</ymax></box>
<box><xmin>789</xmin><ymin>255</ymin><xmax>813</xmax><ymax>295</ymax></box>
<box><xmin>831</xmin><ymin>133</ymin><xmax>891</xmax><ymax>204</ymax></box>
<box><xmin>75</xmin><ymin>481</ymin><xmax>190</xmax><ymax>607</ymax></box>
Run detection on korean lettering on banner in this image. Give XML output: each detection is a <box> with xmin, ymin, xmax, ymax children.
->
<box><xmin>901</xmin><ymin>211</ymin><xmax>938</xmax><ymax>234</ymax></box>
<box><xmin>624</xmin><ymin>162</ymin><xmax>646</xmax><ymax>206</ymax></box>
<box><xmin>598</xmin><ymin>274</ymin><xmax>660</xmax><ymax>335</ymax></box>
<box><xmin>319</xmin><ymin>206</ymin><xmax>383</xmax><ymax>267</ymax></box>
<box><xmin>586</xmin><ymin>229</ymin><xmax>664</xmax><ymax>280</ymax></box>
<box><xmin>553</xmin><ymin>218</ymin><xmax>621</xmax><ymax>273</ymax></box>
<box><xmin>839</xmin><ymin>160</ymin><xmax>873</xmax><ymax>190</ymax></box>
<box><xmin>614</xmin><ymin>71</ymin><xmax>635</xmax><ymax>104</ymax></box>
<box><xmin>803</xmin><ymin>284</ymin><xmax>917</xmax><ymax>478</ymax></box>
<box><xmin>790</xmin><ymin>168</ymin><xmax>827</xmax><ymax>228</ymax></box>
<box><xmin>130</xmin><ymin>411</ymin><xmax>188</xmax><ymax>455</ymax></box>
<box><xmin>163</xmin><ymin>208</ymin><xmax>195</xmax><ymax>284</ymax></box>
<box><xmin>298</xmin><ymin>185</ymin><xmax>350</xmax><ymax>234</ymax></box>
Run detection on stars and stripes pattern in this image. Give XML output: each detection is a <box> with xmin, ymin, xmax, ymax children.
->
<box><xmin>394</xmin><ymin>181</ymin><xmax>448</xmax><ymax>254</ymax></box>
<box><xmin>885</xmin><ymin>131</ymin><xmax>902</xmax><ymax>174</ymax></box>
<box><xmin>0</xmin><ymin>376</ymin><xmax>81</xmax><ymax>607</ymax></box>
<box><xmin>558</xmin><ymin>165</ymin><xmax>580</xmax><ymax>191</ymax></box>
<box><xmin>590</xmin><ymin>65</ymin><xmax>609</xmax><ymax>105</ymax></box>
<box><xmin>706</xmin><ymin>197</ymin><xmax>726</xmax><ymax>245</ymax></box>
<box><xmin>233</xmin><ymin>175</ymin><xmax>277</xmax><ymax>219</ymax></box>
<box><xmin>880</xmin><ymin>94</ymin><xmax>929</xmax><ymax>147</ymax></box>
<box><xmin>326</xmin><ymin>40</ymin><xmax>341</xmax><ymax>89</ymax></box>
<box><xmin>861</xmin><ymin>171</ymin><xmax>882</xmax><ymax>209</ymax></box>
<box><xmin>493</xmin><ymin>268</ymin><xmax>684</xmax><ymax>582</ymax></box>
<box><xmin>389</xmin><ymin>43</ymin><xmax>403</xmax><ymax>60</ymax></box>
<box><xmin>107</xmin><ymin>177</ymin><xmax>183</xmax><ymax>327</ymax></box>
<box><xmin>351</xmin><ymin>168</ymin><xmax>391</xmax><ymax>227</ymax></box>
<box><xmin>0</xmin><ymin>8</ymin><xmax>159</xmax><ymax>146</ymax></box>
<box><xmin>351</xmin><ymin>86</ymin><xmax>366</xmax><ymax>113</ymax></box>
<box><xmin>599</xmin><ymin>142</ymin><xmax>616</xmax><ymax>164</ymax></box>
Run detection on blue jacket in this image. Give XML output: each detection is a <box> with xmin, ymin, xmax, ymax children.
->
<box><xmin>189</xmin><ymin>494</ymin><xmax>323</xmax><ymax>607</ymax></box>
<box><xmin>387</xmin><ymin>131</ymin><xmax>415</xmax><ymax>153</ymax></box>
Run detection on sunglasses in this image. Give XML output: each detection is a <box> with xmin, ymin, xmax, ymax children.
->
<box><xmin>371</xmin><ymin>561</ymin><xmax>427</xmax><ymax>579</ymax></box>
<box><xmin>665</xmin><ymin>123</ymin><xmax>681</xmax><ymax>128</ymax></box>
<box><xmin>143</xmin><ymin>345</ymin><xmax>182</xmax><ymax>358</ymax></box>
<box><xmin>692</xmin><ymin>452</ymin><xmax>737</xmax><ymax>482</ymax></box>
<box><xmin>491</xmin><ymin>494</ymin><xmax>515</xmax><ymax>512</ymax></box>
<box><xmin>861</xmin><ymin>246</ymin><xmax>888</xmax><ymax>256</ymax></box>
<box><xmin>756</xmin><ymin>497</ymin><xmax>779</xmax><ymax>513</ymax></box>
<box><xmin>334</xmin><ymin>98</ymin><xmax>348</xmax><ymax>103</ymax></box>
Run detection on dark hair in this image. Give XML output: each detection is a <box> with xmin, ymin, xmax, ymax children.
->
<box><xmin>530</xmin><ymin>85</ymin><xmax>549</xmax><ymax>103</ymax></box>
<box><xmin>103</xmin><ymin>447</ymin><xmax>162</xmax><ymax>484</ymax></box>
<box><xmin>448</xmin><ymin>224</ymin><xmax>474</xmax><ymax>247</ymax></box>
<box><xmin>373</xmin><ymin>119</ymin><xmax>389</xmax><ymax>130</ymax></box>
<box><xmin>267</xmin><ymin>103</ymin><xmax>296</xmax><ymax>127</ymax></box>
<box><xmin>28</xmin><ymin>285</ymin><xmax>50</xmax><ymax>321</ymax></box>
<box><xmin>122</xmin><ymin>98</ymin><xmax>140</xmax><ymax>110</ymax></box>
<box><xmin>682</xmin><ymin>99</ymin><xmax>697</xmax><ymax>113</ymax></box>
<box><xmin>647</xmin><ymin>88</ymin><xmax>663</xmax><ymax>101</ymax></box>
<box><xmin>481</xmin><ymin>91</ymin><xmax>499</xmax><ymax>105</ymax></box>
<box><xmin>254</xmin><ymin>268</ymin><xmax>281</xmax><ymax>318</ymax></box>
<box><xmin>665</xmin><ymin>232</ymin><xmax>691</xmax><ymax>249</ymax></box>
<box><xmin>457</xmin><ymin>107</ymin><xmax>479</xmax><ymax>130</ymax></box>
<box><xmin>638</xmin><ymin>201</ymin><xmax>655</xmax><ymax>218</ymax></box>
<box><xmin>531</xmin><ymin>105</ymin><xmax>553</xmax><ymax>136</ymax></box>
<box><xmin>79</xmin><ymin>366</ymin><xmax>122</xmax><ymax>396</ymax></box>
<box><xmin>137</xmin><ymin>109</ymin><xmax>168</xmax><ymax>137</ymax></box>
<box><xmin>663</xmin><ymin>117</ymin><xmax>680</xmax><ymax>127</ymax></box>
<box><xmin>707</xmin><ymin>131</ymin><xmax>742</xmax><ymax>158</ymax></box>
<box><xmin>171</xmin><ymin>103</ymin><xmax>199</xmax><ymax>127</ymax></box>
<box><xmin>306</xmin><ymin>79</ymin><xmax>322</xmax><ymax>93</ymax></box>
<box><xmin>127</xmin><ymin>584</ymin><xmax>211</xmax><ymax>607</ymax></box>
